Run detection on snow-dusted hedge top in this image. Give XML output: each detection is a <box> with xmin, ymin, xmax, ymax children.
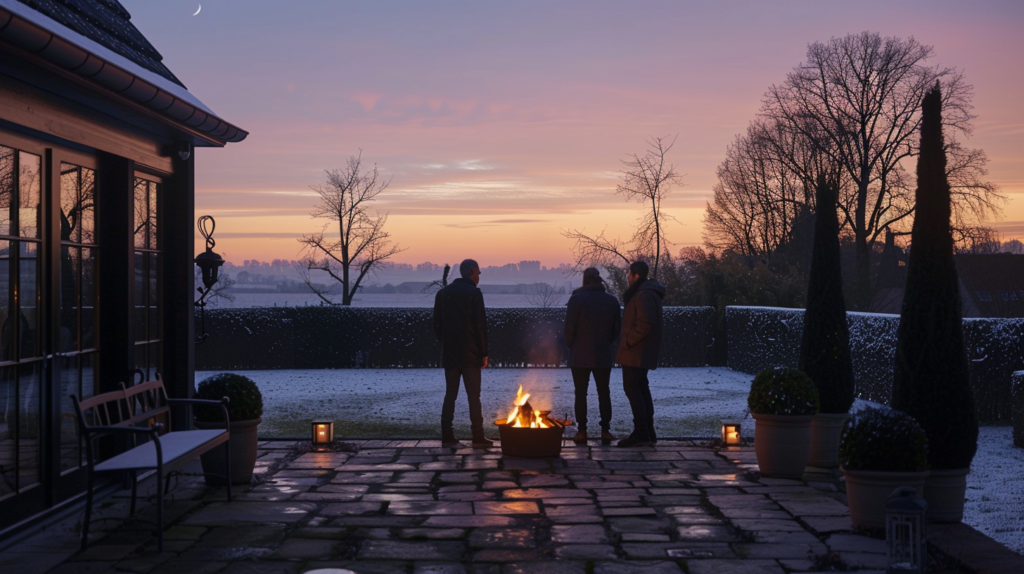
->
<box><xmin>726</xmin><ymin>306</ymin><xmax>1024</xmax><ymax>422</ymax></box>
<box><xmin>195</xmin><ymin>306</ymin><xmax>716</xmax><ymax>371</ymax></box>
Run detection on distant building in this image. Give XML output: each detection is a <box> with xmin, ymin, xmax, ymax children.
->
<box><xmin>870</xmin><ymin>248</ymin><xmax>1024</xmax><ymax>319</ymax></box>
<box><xmin>518</xmin><ymin>260</ymin><xmax>541</xmax><ymax>272</ymax></box>
<box><xmin>0</xmin><ymin>0</ymin><xmax>245</xmax><ymax>532</ymax></box>
<box><xmin>954</xmin><ymin>253</ymin><xmax>1024</xmax><ymax>318</ymax></box>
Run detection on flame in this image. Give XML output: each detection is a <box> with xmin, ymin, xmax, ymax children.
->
<box><xmin>501</xmin><ymin>384</ymin><xmax>551</xmax><ymax>428</ymax></box>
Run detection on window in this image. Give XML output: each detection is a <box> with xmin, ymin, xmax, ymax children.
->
<box><xmin>134</xmin><ymin>177</ymin><xmax>161</xmax><ymax>380</ymax></box>
<box><xmin>999</xmin><ymin>291</ymin><xmax>1018</xmax><ymax>301</ymax></box>
<box><xmin>976</xmin><ymin>291</ymin><xmax>992</xmax><ymax>302</ymax></box>
<box><xmin>0</xmin><ymin>145</ymin><xmax>42</xmax><ymax>499</ymax></box>
<box><xmin>58</xmin><ymin>161</ymin><xmax>99</xmax><ymax>474</ymax></box>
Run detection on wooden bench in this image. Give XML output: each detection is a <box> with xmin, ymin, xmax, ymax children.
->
<box><xmin>72</xmin><ymin>377</ymin><xmax>233</xmax><ymax>551</ymax></box>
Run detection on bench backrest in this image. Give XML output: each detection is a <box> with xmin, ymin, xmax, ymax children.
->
<box><xmin>122</xmin><ymin>379</ymin><xmax>172</xmax><ymax>436</ymax></box>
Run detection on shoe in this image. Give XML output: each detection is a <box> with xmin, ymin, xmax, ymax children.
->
<box><xmin>471</xmin><ymin>429</ymin><xmax>494</xmax><ymax>448</ymax></box>
<box><xmin>601</xmin><ymin>431</ymin><xmax>615</xmax><ymax>445</ymax></box>
<box><xmin>572</xmin><ymin>430</ymin><xmax>588</xmax><ymax>445</ymax></box>
<box><xmin>617</xmin><ymin>433</ymin><xmax>651</xmax><ymax>448</ymax></box>
<box><xmin>441</xmin><ymin>430</ymin><xmax>460</xmax><ymax>447</ymax></box>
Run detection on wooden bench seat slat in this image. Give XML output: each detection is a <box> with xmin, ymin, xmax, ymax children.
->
<box><xmin>94</xmin><ymin>429</ymin><xmax>229</xmax><ymax>472</ymax></box>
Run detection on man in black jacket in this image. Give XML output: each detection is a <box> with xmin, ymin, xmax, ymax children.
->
<box><xmin>433</xmin><ymin>259</ymin><xmax>493</xmax><ymax>448</ymax></box>
<box><xmin>565</xmin><ymin>267</ymin><xmax>621</xmax><ymax>445</ymax></box>
<box><xmin>615</xmin><ymin>260</ymin><xmax>666</xmax><ymax>447</ymax></box>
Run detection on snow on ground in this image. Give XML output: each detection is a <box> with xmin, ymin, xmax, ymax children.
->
<box><xmin>195</xmin><ymin>366</ymin><xmax>1024</xmax><ymax>556</ymax></box>
<box><xmin>963</xmin><ymin>426</ymin><xmax>1024</xmax><ymax>555</ymax></box>
<box><xmin>196</xmin><ymin>367</ymin><xmax>753</xmax><ymax>439</ymax></box>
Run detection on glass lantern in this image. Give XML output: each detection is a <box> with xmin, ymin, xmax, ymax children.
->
<box><xmin>886</xmin><ymin>486</ymin><xmax>927</xmax><ymax>573</ymax></box>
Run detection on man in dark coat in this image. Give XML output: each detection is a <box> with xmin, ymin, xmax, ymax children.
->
<box><xmin>565</xmin><ymin>267</ymin><xmax>621</xmax><ymax>445</ymax></box>
<box><xmin>615</xmin><ymin>260</ymin><xmax>666</xmax><ymax>447</ymax></box>
<box><xmin>433</xmin><ymin>259</ymin><xmax>493</xmax><ymax>448</ymax></box>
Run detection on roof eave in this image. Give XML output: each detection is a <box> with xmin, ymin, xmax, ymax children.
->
<box><xmin>0</xmin><ymin>1</ymin><xmax>247</xmax><ymax>146</ymax></box>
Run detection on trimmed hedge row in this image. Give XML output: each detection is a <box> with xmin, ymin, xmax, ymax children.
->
<box><xmin>726</xmin><ymin>306</ymin><xmax>1024</xmax><ymax>421</ymax></box>
<box><xmin>195</xmin><ymin>306</ymin><xmax>716</xmax><ymax>370</ymax></box>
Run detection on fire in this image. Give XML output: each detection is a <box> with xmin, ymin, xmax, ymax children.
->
<box><xmin>500</xmin><ymin>384</ymin><xmax>551</xmax><ymax>428</ymax></box>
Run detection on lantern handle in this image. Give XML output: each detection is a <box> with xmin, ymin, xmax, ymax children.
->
<box><xmin>198</xmin><ymin>215</ymin><xmax>216</xmax><ymax>251</ymax></box>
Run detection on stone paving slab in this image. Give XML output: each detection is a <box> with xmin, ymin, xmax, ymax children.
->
<box><xmin>2</xmin><ymin>438</ymin><xmax>1017</xmax><ymax>573</ymax></box>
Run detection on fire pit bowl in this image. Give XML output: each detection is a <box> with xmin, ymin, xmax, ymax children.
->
<box><xmin>495</xmin><ymin>420</ymin><xmax>565</xmax><ymax>458</ymax></box>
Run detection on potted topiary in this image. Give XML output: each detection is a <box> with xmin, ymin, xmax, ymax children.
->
<box><xmin>799</xmin><ymin>176</ymin><xmax>855</xmax><ymax>470</ymax></box>
<box><xmin>749</xmin><ymin>367</ymin><xmax>820</xmax><ymax>478</ymax></box>
<box><xmin>194</xmin><ymin>373</ymin><xmax>264</xmax><ymax>485</ymax></box>
<box><xmin>839</xmin><ymin>407</ymin><xmax>929</xmax><ymax>529</ymax></box>
<box><xmin>891</xmin><ymin>86</ymin><xmax>978</xmax><ymax>523</ymax></box>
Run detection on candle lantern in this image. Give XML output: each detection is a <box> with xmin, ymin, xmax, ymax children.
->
<box><xmin>312</xmin><ymin>420</ymin><xmax>335</xmax><ymax>449</ymax></box>
<box><xmin>885</xmin><ymin>486</ymin><xmax>927</xmax><ymax>573</ymax></box>
<box><xmin>721</xmin><ymin>420</ymin><xmax>742</xmax><ymax>446</ymax></box>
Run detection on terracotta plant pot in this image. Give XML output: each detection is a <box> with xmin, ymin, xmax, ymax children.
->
<box><xmin>808</xmin><ymin>413</ymin><xmax>850</xmax><ymax>469</ymax></box>
<box><xmin>194</xmin><ymin>417</ymin><xmax>262</xmax><ymax>485</ymax></box>
<box><xmin>752</xmin><ymin>413</ymin><xmax>814</xmax><ymax>478</ymax></box>
<box><xmin>842</xmin><ymin>467</ymin><xmax>929</xmax><ymax>529</ymax></box>
<box><xmin>924</xmin><ymin>467</ymin><xmax>969</xmax><ymax>522</ymax></box>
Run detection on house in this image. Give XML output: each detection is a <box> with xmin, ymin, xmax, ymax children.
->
<box><xmin>0</xmin><ymin>0</ymin><xmax>246</xmax><ymax>533</ymax></box>
<box><xmin>954</xmin><ymin>253</ymin><xmax>1024</xmax><ymax>319</ymax></box>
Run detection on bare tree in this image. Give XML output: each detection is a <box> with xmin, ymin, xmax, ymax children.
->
<box><xmin>564</xmin><ymin>135</ymin><xmax>683</xmax><ymax>280</ymax></box>
<box><xmin>297</xmin><ymin>151</ymin><xmax>405</xmax><ymax>305</ymax></box>
<box><xmin>710</xmin><ymin>32</ymin><xmax>1000</xmax><ymax>309</ymax></box>
<box><xmin>524</xmin><ymin>283</ymin><xmax>564</xmax><ymax>308</ymax></box>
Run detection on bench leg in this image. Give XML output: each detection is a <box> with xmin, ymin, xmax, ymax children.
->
<box><xmin>156</xmin><ymin>463</ymin><xmax>164</xmax><ymax>552</ymax></box>
<box><xmin>81</xmin><ymin>469</ymin><xmax>94</xmax><ymax>551</ymax></box>
<box><xmin>225</xmin><ymin>438</ymin><xmax>232</xmax><ymax>501</ymax></box>
<box><xmin>130</xmin><ymin>471</ymin><xmax>138</xmax><ymax>515</ymax></box>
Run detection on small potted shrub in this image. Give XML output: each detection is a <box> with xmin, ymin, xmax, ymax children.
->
<box><xmin>748</xmin><ymin>367</ymin><xmax>819</xmax><ymax>478</ymax></box>
<box><xmin>839</xmin><ymin>407</ymin><xmax>929</xmax><ymax>529</ymax></box>
<box><xmin>194</xmin><ymin>373</ymin><xmax>264</xmax><ymax>485</ymax></box>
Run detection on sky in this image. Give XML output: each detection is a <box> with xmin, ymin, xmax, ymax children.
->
<box><xmin>121</xmin><ymin>0</ymin><xmax>1024</xmax><ymax>267</ymax></box>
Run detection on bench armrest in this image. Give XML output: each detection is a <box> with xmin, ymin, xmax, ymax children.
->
<box><xmin>166</xmin><ymin>397</ymin><xmax>228</xmax><ymax>406</ymax></box>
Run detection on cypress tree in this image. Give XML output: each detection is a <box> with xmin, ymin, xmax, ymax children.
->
<box><xmin>891</xmin><ymin>84</ymin><xmax>978</xmax><ymax>470</ymax></box>
<box><xmin>799</xmin><ymin>176</ymin><xmax>854</xmax><ymax>413</ymax></box>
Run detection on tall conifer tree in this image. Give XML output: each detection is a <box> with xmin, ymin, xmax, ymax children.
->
<box><xmin>892</xmin><ymin>84</ymin><xmax>978</xmax><ymax>470</ymax></box>
<box><xmin>799</xmin><ymin>176</ymin><xmax>854</xmax><ymax>413</ymax></box>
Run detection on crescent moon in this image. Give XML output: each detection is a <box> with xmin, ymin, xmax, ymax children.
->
<box><xmin>193</xmin><ymin>4</ymin><xmax>201</xmax><ymax>16</ymax></box>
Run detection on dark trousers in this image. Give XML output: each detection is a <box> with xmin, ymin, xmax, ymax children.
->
<box><xmin>441</xmin><ymin>366</ymin><xmax>483</xmax><ymax>432</ymax></box>
<box><xmin>571</xmin><ymin>367</ymin><xmax>612</xmax><ymax>432</ymax></box>
<box><xmin>622</xmin><ymin>366</ymin><xmax>655</xmax><ymax>440</ymax></box>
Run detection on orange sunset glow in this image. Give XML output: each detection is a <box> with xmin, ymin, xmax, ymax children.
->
<box><xmin>120</xmin><ymin>1</ymin><xmax>1024</xmax><ymax>267</ymax></box>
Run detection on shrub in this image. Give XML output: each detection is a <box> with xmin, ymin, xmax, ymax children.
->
<box><xmin>194</xmin><ymin>373</ymin><xmax>264</xmax><ymax>422</ymax></box>
<box><xmin>892</xmin><ymin>85</ymin><xmax>978</xmax><ymax>470</ymax></box>
<box><xmin>798</xmin><ymin>176</ymin><xmax>855</xmax><ymax>414</ymax></box>
<box><xmin>839</xmin><ymin>407</ymin><xmax>928</xmax><ymax>472</ymax></box>
<box><xmin>748</xmin><ymin>367</ymin><xmax>820</xmax><ymax>416</ymax></box>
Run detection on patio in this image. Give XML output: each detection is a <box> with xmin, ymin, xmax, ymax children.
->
<box><xmin>3</xmin><ymin>439</ymin><xmax>1020</xmax><ymax>574</ymax></box>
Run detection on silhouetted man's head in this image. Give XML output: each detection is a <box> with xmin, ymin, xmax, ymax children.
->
<box><xmin>460</xmin><ymin>259</ymin><xmax>481</xmax><ymax>285</ymax></box>
<box><xmin>582</xmin><ymin>267</ymin><xmax>604</xmax><ymax>286</ymax></box>
<box><xmin>627</xmin><ymin>260</ymin><xmax>649</xmax><ymax>286</ymax></box>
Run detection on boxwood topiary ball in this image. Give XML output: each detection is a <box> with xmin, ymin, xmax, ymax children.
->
<box><xmin>839</xmin><ymin>407</ymin><xmax>928</xmax><ymax>472</ymax></box>
<box><xmin>747</xmin><ymin>367</ymin><xmax>820</xmax><ymax>416</ymax></box>
<box><xmin>194</xmin><ymin>373</ymin><xmax>264</xmax><ymax>422</ymax></box>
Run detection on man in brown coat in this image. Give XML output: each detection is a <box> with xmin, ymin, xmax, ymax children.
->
<box><xmin>615</xmin><ymin>260</ymin><xmax>666</xmax><ymax>447</ymax></box>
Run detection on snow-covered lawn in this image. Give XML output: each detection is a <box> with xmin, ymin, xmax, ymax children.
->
<box><xmin>198</xmin><ymin>367</ymin><xmax>753</xmax><ymax>439</ymax></box>
<box><xmin>196</xmin><ymin>366</ymin><xmax>1024</xmax><ymax>556</ymax></box>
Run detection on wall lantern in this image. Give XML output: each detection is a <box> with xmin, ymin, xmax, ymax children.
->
<box><xmin>885</xmin><ymin>486</ymin><xmax>928</xmax><ymax>573</ymax></box>
<box><xmin>194</xmin><ymin>215</ymin><xmax>224</xmax><ymax>343</ymax></box>
<box><xmin>312</xmin><ymin>420</ymin><xmax>335</xmax><ymax>449</ymax></box>
<box><xmin>721</xmin><ymin>420</ymin><xmax>742</xmax><ymax>446</ymax></box>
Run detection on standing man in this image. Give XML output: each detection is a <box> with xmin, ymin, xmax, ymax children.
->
<box><xmin>615</xmin><ymin>260</ymin><xmax>666</xmax><ymax>447</ymax></box>
<box><xmin>565</xmin><ymin>267</ymin><xmax>621</xmax><ymax>445</ymax></box>
<box><xmin>433</xmin><ymin>259</ymin><xmax>493</xmax><ymax>448</ymax></box>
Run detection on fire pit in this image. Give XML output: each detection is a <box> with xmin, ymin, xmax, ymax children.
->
<box><xmin>494</xmin><ymin>385</ymin><xmax>569</xmax><ymax>458</ymax></box>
